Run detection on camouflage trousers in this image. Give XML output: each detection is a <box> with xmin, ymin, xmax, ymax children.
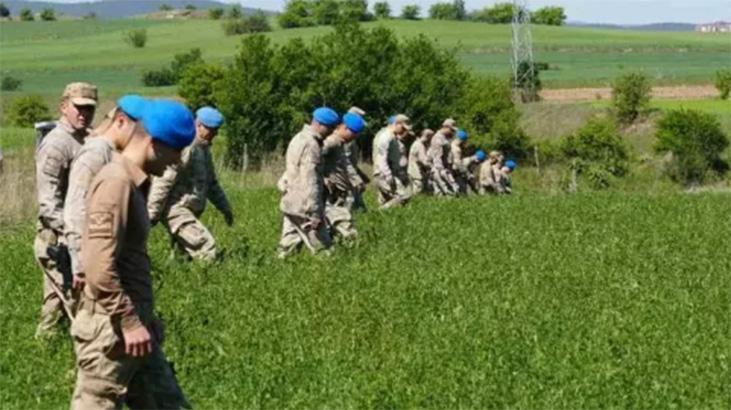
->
<box><xmin>325</xmin><ymin>194</ymin><xmax>357</xmax><ymax>242</ymax></box>
<box><xmin>165</xmin><ymin>208</ymin><xmax>217</xmax><ymax>261</ymax></box>
<box><xmin>430</xmin><ymin>169</ymin><xmax>458</xmax><ymax>197</ymax></box>
<box><xmin>70</xmin><ymin>302</ymin><xmax>189</xmax><ymax>410</ymax></box>
<box><xmin>278</xmin><ymin>213</ymin><xmax>332</xmax><ymax>257</ymax></box>
<box><xmin>409</xmin><ymin>170</ymin><xmax>430</xmax><ymax>195</ymax></box>
<box><xmin>374</xmin><ymin>175</ymin><xmax>411</xmax><ymax>209</ymax></box>
<box><xmin>34</xmin><ymin>227</ymin><xmax>79</xmax><ymax>336</ymax></box>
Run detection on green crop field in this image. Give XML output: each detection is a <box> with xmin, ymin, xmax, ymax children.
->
<box><xmin>0</xmin><ymin>18</ymin><xmax>729</xmax><ymax>100</ymax></box>
<box><xmin>1</xmin><ymin>186</ymin><xmax>730</xmax><ymax>408</ymax></box>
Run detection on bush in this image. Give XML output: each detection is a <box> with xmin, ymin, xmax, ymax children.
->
<box><xmin>83</xmin><ymin>12</ymin><xmax>97</xmax><ymax>19</ymax></box>
<box><xmin>612</xmin><ymin>72</ymin><xmax>651</xmax><ymax>124</ymax></box>
<box><xmin>228</xmin><ymin>5</ymin><xmax>243</xmax><ymax>18</ymax></box>
<box><xmin>6</xmin><ymin>95</ymin><xmax>52</xmax><ymax>127</ymax></box>
<box><xmin>170</xmin><ymin>48</ymin><xmax>203</xmax><ymax>80</ymax></box>
<box><xmin>278</xmin><ymin>0</ymin><xmax>315</xmax><ymax>28</ymax></box>
<box><xmin>142</xmin><ymin>68</ymin><xmax>176</xmax><ymax>87</ymax></box>
<box><xmin>655</xmin><ymin>109</ymin><xmax>728</xmax><ymax>186</ymax></box>
<box><xmin>373</xmin><ymin>1</ymin><xmax>391</xmax><ymax>18</ymax></box>
<box><xmin>429</xmin><ymin>1</ymin><xmax>465</xmax><ymax>20</ymax></box>
<box><xmin>178</xmin><ymin>63</ymin><xmax>226</xmax><ymax>109</ymax></box>
<box><xmin>124</xmin><ymin>29</ymin><xmax>147</xmax><ymax>48</ymax></box>
<box><xmin>185</xmin><ymin>4</ymin><xmax>196</xmax><ymax>11</ymax></box>
<box><xmin>532</xmin><ymin>6</ymin><xmax>566</xmax><ymax>25</ymax></box>
<box><xmin>340</xmin><ymin>0</ymin><xmax>372</xmax><ymax>22</ymax></box>
<box><xmin>0</xmin><ymin>3</ymin><xmax>10</xmax><ymax>18</ymax></box>
<box><xmin>1</xmin><ymin>76</ymin><xmax>22</xmax><ymax>91</ymax></box>
<box><xmin>39</xmin><ymin>8</ymin><xmax>55</xmax><ymax>21</ymax></box>
<box><xmin>560</xmin><ymin>117</ymin><xmax>630</xmax><ymax>188</ymax></box>
<box><xmin>159</xmin><ymin>4</ymin><xmax>173</xmax><ymax>11</ymax></box>
<box><xmin>472</xmin><ymin>2</ymin><xmax>513</xmax><ymax>23</ymax></box>
<box><xmin>19</xmin><ymin>8</ymin><xmax>33</xmax><ymax>21</ymax></box>
<box><xmin>401</xmin><ymin>4</ymin><xmax>420</xmax><ymax>20</ymax></box>
<box><xmin>209</xmin><ymin>7</ymin><xmax>224</xmax><ymax>19</ymax></box>
<box><xmin>223</xmin><ymin>12</ymin><xmax>272</xmax><ymax>35</ymax></box>
<box><xmin>245</xmin><ymin>11</ymin><xmax>272</xmax><ymax>33</ymax></box>
<box><xmin>715</xmin><ymin>69</ymin><xmax>731</xmax><ymax>100</ymax></box>
<box><xmin>513</xmin><ymin>60</ymin><xmax>542</xmax><ymax>102</ymax></box>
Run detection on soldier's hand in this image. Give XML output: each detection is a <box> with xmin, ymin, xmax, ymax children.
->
<box><xmin>308</xmin><ymin>216</ymin><xmax>323</xmax><ymax>228</ymax></box>
<box><xmin>72</xmin><ymin>274</ymin><xmax>85</xmax><ymax>290</ymax></box>
<box><xmin>224</xmin><ymin>211</ymin><xmax>234</xmax><ymax>226</ymax></box>
<box><xmin>123</xmin><ymin>325</ymin><xmax>153</xmax><ymax>357</ymax></box>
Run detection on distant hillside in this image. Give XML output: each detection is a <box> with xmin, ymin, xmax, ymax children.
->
<box><xmin>568</xmin><ymin>21</ymin><xmax>696</xmax><ymax>32</ymax></box>
<box><xmin>3</xmin><ymin>0</ymin><xmax>274</xmax><ymax>18</ymax></box>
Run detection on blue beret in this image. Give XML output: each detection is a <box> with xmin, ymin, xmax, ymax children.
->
<box><xmin>457</xmin><ymin>129</ymin><xmax>469</xmax><ymax>141</ymax></box>
<box><xmin>387</xmin><ymin>115</ymin><xmax>396</xmax><ymax>125</ymax></box>
<box><xmin>196</xmin><ymin>106</ymin><xmax>224</xmax><ymax>129</ymax></box>
<box><xmin>476</xmin><ymin>150</ymin><xmax>486</xmax><ymax>162</ymax></box>
<box><xmin>505</xmin><ymin>160</ymin><xmax>517</xmax><ymax>170</ymax></box>
<box><xmin>141</xmin><ymin>100</ymin><xmax>196</xmax><ymax>150</ymax></box>
<box><xmin>313</xmin><ymin>107</ymin><xmax>340</xmax><ymax>126</ymax></box>
<box><xmin>117</xmin><ymin>95</ymin><xmax>148</xmax><ymax>121</ymax></box>
<box><xmin>343</xmin><ymin>112</ymin><xmax>366</xmax><ymax>133</ymax></box>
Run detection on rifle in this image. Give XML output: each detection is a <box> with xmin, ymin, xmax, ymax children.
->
<box><xmin>47</xmin><ymin>244</ymin><xmax>73</xmax><ymax>293</ymax></box>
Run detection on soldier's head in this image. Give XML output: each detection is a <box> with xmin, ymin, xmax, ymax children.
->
<box><xmin>421</xmin><ymin>128</ymin><xmax>435</xmax><ymax>142</ymax></box>
<box><xmin>123</xmin><ymin>99</ymin><xmax>195</xmax><ymax>176</ymax></box>
<box><xmin>489</xmin><ymin>150</ymin><xmax>502</xmax><ymax>165</ymax></box>
<box><xmin>195</xmin><ymin>106</ymin><xmax>225</xmax><ymax>144</ymax></box>
<box><xmin>336</xmin><ymin>112</ymin><xmax>366</xmax><ymax>143</ymax></box>
<box><xmin>476</xmin><ymin>150</ymin><xmax>487</xmax><ymax>163</ymax></box>
<box><xmin>96</xmin><ymin>95</ymin><xmax>148</xmax><ymax>149</ymax></box>
<box><xmin>456</xmin><ymin>129</ymin><xmax>469</xmax><ymax>145</ymax></box>
<box><xmin>503</xmin><ymin>160</ymin><xmax>517</xmax><ymax>174</ymax></box>
<box><xmin>60</xmin><ymin>82</ymin><xmax>98</xmax><ymax>131</ymax></box>
<box><xmin>348</xmin><ymin>106</ymin><xmax>366</xmax><ymax>116</ymax></box>
<box><xmin>441</xmin><ymin>118</ymin><xmax>457</xmax><ymax>137</ymax></box>
<box><xmin>311</xmin><ymin>107</ymin><xmax>340</xmax><ymax>137</ymax></box>
<box><xmin>389</xmin><ymin>114</ymin><xmax>411</xmax><ymax>136</ymax></box>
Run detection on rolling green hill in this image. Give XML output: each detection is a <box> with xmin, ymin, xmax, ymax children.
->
<box><xmin>0</xmin><ymin>18</ymin><xmax>729</xmax><ymax>99</ymax></box>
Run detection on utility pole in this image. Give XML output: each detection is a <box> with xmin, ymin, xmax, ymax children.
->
<box><xmin>512</xmin><ymin>0</ymin><xmax>538</xmax><ymax>102</ymax></box>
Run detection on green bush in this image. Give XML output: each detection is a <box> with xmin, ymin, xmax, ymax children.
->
<box><xmin>655</xmin><ymin>109</ymin><xmax>729</xmax><ymax>186</ymax></box>
<box><xmin>513</xmin><ymin>60</ymin><xmax>542</xmax><ymax>102</ymax></box>
<box><xmin>39</xmin><ymin>8</ymin><xmax>55</xmax><ymax>21</ymax></box>
<box><xmin>1</xmin><ymin>76</ymin><xmax>22</xmax><ymax>91</ymax></box>
<box><xmin>6</xmin><ymin>95</ymin><xmax>52</xmax><ymax>127</ymax></box>
<box><xmin>278</xmin><ymin>0</ymin><xmax>315</xmax><ymax>28</ymax></box>
<box><xmin>472</xmin><ymin>2</ymin><xmax>513</xmax><ymax>23</ymax></box>
<box><xmin>170</xmin><ymin>48</ymin><xmax>203</xmax><ymax>80</ymax></box>
<box><xmin>208</xmin><ymin>7</ymin><xmax>224</xmax><ymax>19</ymax></box>
<box><xmin>560</xmin><ymin>117</ymin><xmax>630</xmax><ymax>188</ymax></box>
<box><xmin>612</xmin><ymin>72</ymin><xmax>651</xmax><ymax>124</ymax></box>
<box><xmin>159</xmin><ymin>4</ymin><xmax>173</xmax><ymax>11</ymax></box>
<box><xmin>400</xmin><ymin>4</ymin><xmax>420</xmax><ymax>20</ymax></box>
<box><xmin>715</xmin><ymin>69</ymin><xmax>731</xmax><ymax>100</ymax></box>
<box><xmin>373</xmin><ymin>1</ymin><xmax>391</xmax><ymax>18</ymax></box>
<box><xmin>124</xmin><ymin>29</ymin><xmax>147</xmax><ymax>48</ymax></box>
<box><xmin>0</xmin><ymin>3</ymin><xmax>10</xmax><ymax>18</ymax></box>
<box><xmin>185</xmin><ymin>4</ymin><xmax>196</xmax><ymax>11</ymax></box>
<box><xmin>429</xmin><ymin>1</ymin><xmax>466</xmax><ymax>20</ymax></box>
<box><xmin>223</xmin><ymin>12</ymin><xmax>272</xmax><ymax>35</ymax></box>
<box><xmin>178</xmin><ymin>63</ymin><xmax>225</xmax><ymax>109</ymax></box>
<box><xmin>532</xmin><ymin>6</ymin><xmax>566</xmax><ymax>25</ymax></box>
<box><xmin>19</xmin><ymin>8</ymin><xmax>33</xmax><ymax>21</ymax></box>
<box><xmin>142</xmin><ymin>68</ymin><xmax>176</xmax><ymax>87</ymax></box>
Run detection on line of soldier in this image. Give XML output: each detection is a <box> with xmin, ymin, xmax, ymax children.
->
<box><xmin>277</xmin><ymin>108</ymin><xmax>517</xmax><ymax>257</ymax></box>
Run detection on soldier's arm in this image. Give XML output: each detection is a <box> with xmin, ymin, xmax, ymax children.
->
<box><xmin>206</xmin><ymin>154</ymin><xmax>232</xmax><ymax>215</ymax></box>
<box><xmin>342</xmin><ymin>152</ymin><xmax>363</xmax><ymax>189</ymax></box>
<box><xmin>36</xmin><ymin>144</ymin><xmax>66</xmax><ymax>232</ymax></box>
<box><xmin>301</xmin><ymin>142</ymin><xmax>324</xmax><ymax>218</ymax></box>
<box><xmin>82</xmin><ymin>175</ymin><xmax>142</xmax><ymax>331</ymax></box>
<box><xmin>64</xmin><ymin>159</ymin><xmax>101</xmax><ymax>277</ymax></box>
<box><xmin>375</xmin><ymin>138</ymin><xmax>393</xmax><ymax>179</ymax></box>
<box><xmin>146</xmin><ymin>166</ymin><xmax>178</xmax><ymax>222</ymax></box>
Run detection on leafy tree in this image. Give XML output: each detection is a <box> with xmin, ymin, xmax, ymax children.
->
<box><xmin>6</xmin><ymin>95</ymin><xmax>51</xmax><ymax>127</ymax></box>
<box><xmin>401</xmin><ymin>4</ymin><xmax>420</xmax><ymax>20</ymax></box>
<box><xmin>244</xmin><ymin>11</ymin><xmax>272</xmax><ymax>33</ymax></box>
<box><xmin>655</xmin><ymin>109</ymin><xmax>728</xmax><ymax>185</ymax></box>
<box><xmin>612</xmin><ymin>72</ymin><xmax>651</xmax><ymax>124</ymax></box>
<box><xmin>83</xmin><ymin>12</ymin><xmax>97</xmax><ymax>19</ymax></box>
<box><xmin>142</xmin><ymin>68</ymin><xmax>176</xmax><ymax>86</ymax></box>
<box><xmin>178</xmin><ymin>63</ymin><xmax>226</xmax><ymax>109</ymax></box>
<box><xmin>715</xmin><ymin>69</ymin><xmax>731</xmax><ymax>100</ymax></box>
<box><xmin>278</xmin><ymin>0</ymin><xmax>315</xmax><ymax>28</ymax></box>
<box><xmin>40</xmin><ymin>8</ymin><xmax>56</xmax><ymax>21</ymax></box>
<box><xmin>341</xmin><ymin>0</ymin><xmax>372</xmax><ymax>22</ymax></box>
<box><xmin>473</xmin><ymin>2</ymin><xmax>513</xmax><ymax>23</ymax></box>
<box><xmin>19</xmin><ymin>8</ymin><xmax>34</xmax><ymax>21</ymax></box>
<box><xmin>313</xmin><ymin>0</ymin><xmax>340</xmax><ymax>25</ymax></box>
<box><xmin>208</xmin><ymin>7</ymin><xmax>224</xmax><ymax>19</ymax></box>
<box><xmin>171</xmin><ymin>48</ymin><xmax>204</xmax><ymax>81</ymax></box>
<box><xmin>185</xmin><ymin>4</ymin><xmax>196</xmax><ymax>11</ymax></box>
<box><xmin>429</xmin><ymin>3</ymin><xmax>457</xmax><ymax>20</ymax></box>
<box><xmin>159</xmin><ymin>4</ymin><xmax>173</xmax><ymax>11</ymax></box>
<box><xmin>373</xmin><ymin>1</ymin><xmax>390</xmax><ymax>19</ymax></box>
<box><xmin>532</xmin><ymin>6</ymin><xmax>566</xmax><ymax>25</ymax></box>
<box><xmin>0</xmin><ymin>2</ymin><xmax>10</xmax><ymax>18</ymax></box>
<box><xmin>228</xmin><ymin>4</ymin><xmax>243</xmax><ymax>18</ymax></box>
<box><xmin>124</xmin><ymin>29</ymin><xmax>147</xmax><ymax>48</ymax></box>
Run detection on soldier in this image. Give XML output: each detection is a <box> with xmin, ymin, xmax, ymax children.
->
<box><xmin>428</xmin><ymin>118</ymin><xmax>460</xmax><ymax>197</ymax></box>
<box><xmin>64</xmin><ymin>95</ymin><xmax>147</xmax><ymax>297</ymax></box>
<box><xmin>372</xmin><ymin>114</ymin><xmax>411</xmax><ymax>209</ymax></box>
<box><xmin>495</xmin><ymin>160</ymin><xmax>517</xmax><ymax>194</ymax></box>
<box><xmin>71</xmin><ymin>99</ymin><xmax>195</xmax><ymax>409</ymax></box>
<box><xmin>34</xmin><ymin>82</ymin><xmax>97</xmax><ymax>338</ymax></box>
<box><xmin>148</xmin><ymin>107</ymin><xmax>233</xmax><ymax>261</ymax></box>
<box><xmin>277</xmin><ymin>107</ymin><xmax>340</xmax><ymax>258</ymax></box>
<box><xmin>460</xmin><ymin>149</ymin><xmax>487</xmax><ymax>194</ymax></box>
<box><xmin>479</xmin><ymin>151</ymin><xmax>509</xmax><ymax>195</ymax></box>
<box><xmin>344</xmin><ymin>106</ymin><xmax>369</xmax><ymax>212</ymax></box>
<box><xmin>451</xmin><ymin>129</ymin><xmax>470</xmax><ymax>194</ymax></box>
<box><xmin>322</xmin><ymin>112</ymin><xmax>367</xmax><ymax>242</ymax></box>
<box><xmin>408</xmin><ymin>129</ymin><xmax>433</xmax><ymax>195</ymax></box>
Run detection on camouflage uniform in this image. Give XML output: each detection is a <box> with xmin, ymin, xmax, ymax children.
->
<box><xmin>72</xmin><ymin>152</ymin><xmax>189</xmax><ymax>410</ymax></box>
<box><xmin>322</xmin><ymin>134</ymin><xmax>362</xmax><ymax>241</ymax></box>
<box><xmin>148</xmin><ymin>138</ymin><xmax>232</xmax><ymax>261</ymax></box>
<box><xmin>35</xmin><ymin>119</ymin><xmax>90</xmax><ymax>334</ymax></box>
<box><xmin>450</xmin><ymin>139</ymin><xmax>469</xmax><ymax>194</ymax></box>
<box><xmin>479</xmin><ymin>162</ymin><xmax>501</xmax><ymax>195</ymax></box>
<box><xmin>277</xmin><ymin>124</ymin><xmax>331</xmax><ymax>256</ymax></box>
<box><xmin>372</xmin><ymin>127</ymin><xmax>410</xmax><ymax>209</ymax></box>
<box><xmin>427</xmin><ymin>131</ymin><xmax>459</xmax><ymax>196</ymax></box>
<box><xmin>344</xmin><ymin>140</ymin><xmax>368</xmax><ymax>212</ymax></box>
<box><xmin>460</xmin><ymin>155</ymin><xmax>482</xmax><ymax>194</ymax></box>
<box><xmin>408</xmin><ymin>136</ymin><xmax>431</xmax><ymax>194</ymax></box>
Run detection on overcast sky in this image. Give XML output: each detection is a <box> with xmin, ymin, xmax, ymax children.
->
<box><xmin>47</xmin><ymin>1</ymin><xmax>731</xmax><ymax>25</ymax></box>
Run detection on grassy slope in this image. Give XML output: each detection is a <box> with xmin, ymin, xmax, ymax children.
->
<box><xmin>1</xmin><ymin>185</ymin><xmax>729</xmax><ymax>408</ymax></box>
<box><xmin>0</xmin><ymin>18</ymin><xmax>729</xmax><ymax>99</ymax></box>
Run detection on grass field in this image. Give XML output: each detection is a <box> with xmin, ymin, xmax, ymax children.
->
<box><xmin>1</xmin><ymin>185</ymin><xmax>730</xmax><ymax>408</ymax></box>
<box><xmin>0</xmin><ymin>18</ymin><xmax>729</xmax><ymax>100</ymax></box>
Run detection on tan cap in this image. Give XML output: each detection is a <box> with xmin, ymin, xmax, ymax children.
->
<box><xmin>442</xmin><ymin>118</ymin><xmax>457</xmax><ymax>131</ymax></box>
<box><xmin>421</xmin><ymin>128</ymin><xmax>435</xmax><ymax>138</ymax></box>
<box><xmin>393</xmin><ymin>114</ymin><xmax>412</xmax><ymax>130</ymax></box>
<box><xmin>62</xmin><ymin>82</ymin><xmax>98</xmax><ymax>106</ymax></box>
<box><xmin>348</xmin><ymin>106</ymin><xmax>366</xmax><ymax>116</ymax></box>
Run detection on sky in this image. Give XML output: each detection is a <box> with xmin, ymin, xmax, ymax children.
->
<box><xmin>45</xmin><ymin>0</ymin><xmax>731</xmax><ymax>25</ymax></box>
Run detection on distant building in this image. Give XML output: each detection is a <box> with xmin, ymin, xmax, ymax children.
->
<box><xmin>696</xmin><ymin>21</ymin><xmax>731</xmax><ymax>32</ymax></box>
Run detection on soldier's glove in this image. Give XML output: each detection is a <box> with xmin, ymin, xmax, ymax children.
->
<box><xmin>224</xmin><ymin>210</ymin><xmax>234</xmax><ymax>227</ymax></box>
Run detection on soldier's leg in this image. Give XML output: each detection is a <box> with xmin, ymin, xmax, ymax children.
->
<box><xmin>352</xmin><ymin>190</ymin><xmax>367</xmax><ymax>212</ymax></box>
<box><xmin>326</xmin><ymin>203</ymin><xmax>357</xmax><ymax>242</ymax></box>
<box><xmin>126</xmin><ymin>347</ymin><xmax>190</xmax><ymax>410</ymax></box>
<box><xmin>410</xmin><ymin>176</ymin><xmax>423</xmax><ymax>195</ymax></box>
<box><xmin>173</xmin><ymin>219</ymin><xmax>217</xmax><ymax>261</ymax></box>
<box><xmin>278</xmin><ymin>215</ymin><xmax>303</xmax><ymax>257</ymax></box>
<box><xmin>34</xmin><ymin>230</ymin><xmax>64</xmax><ymax>336</ymax></box>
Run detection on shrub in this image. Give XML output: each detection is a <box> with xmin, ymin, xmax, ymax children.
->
<box><xmin>209</xmin><ymin>7</ymin><xmax>224</xmax><ymax>19</ymax></box>
<box><xmin>245</xmin><ymin>11</ymin><xmax>272</xmax><ymax>33</ymax></box>
<box><xmin>401</xmin><ymin>4</ymin><xmax>420</xmax><ymax>20</ymax></box>
<box><xmin>513</xmin><ymin>60</ymin><xmax>542</xmax><ymax>102</ymax></box>
<box><xmin>142</xmin><ymin>68</ymin><xmax>176</xmax><ymax>87</ymax></box>
<box><xmin>6</xmin><ymin>95</ymin><xmax>52</xmax><ymax>127</ymax></box>
<box><xmin>178</xmin><ymin>63</ymin><xmax>226</xmax><ymax>109</ymax></box>
<box><xmin>159</xmin><ymin>4</ymin><xmax>173</xmax><ymax>11</ymax></box>
<box><xmin>19</xmin><ymin>8</ymin><xmax>33</xmax><ymax>21</ymax></box>
<box><xmin>1</xmin><ymin>76</ymin><xmax>22</xmax><ymax>91</ymax></box>
<box><xmin>124</xmin><ymin>29</ymin><xmax>147</xmax><ymax>48</ymax></box>
<box><xmin>0</xmin><ymin>3</ymin><xmax>10</xmax><ymax>18</ymax></box>
<box><xmin>340</xmin><ymin>0</ymin><xmax>372</xmax><ymax>22</ymax></box>
<box><xmin>612</xmin><ymin>72</ymin><xmax>651</xmax><ymax>124</ymax></box>
<box><xmin>170</xmin><ymin>48</ymin><xmax>203</xmax><ymax>80</ymax></box>
<box><xmin>39</xmin><ymin>8</ymin><xmax>55</xmax><ymax>21</ymax></box>
<box><xmin>222</xmin><ymin>18</ymin><xmax>248</xmax><ymax>35</ymax></box>
<box><xmin>429</xmin><ymin>1</ymin><xmax>465</xmax><ymax>20</ymax></box>
<box><xmin>373</xmin><ymin>1</ymin><xmax>390</xmax><ymax>18</ymax></box>
<box><xmin>472</xmin><ymin>2</ymin><xmax>513</xmax><ymax>23</ymax></box>
<box><xmin>185</xmin><ymin>4</ymin><xmax>196</xmax><ymax>11</ymax></box>
<box><xmin>83</xmin><ymin>12</ymin><xmax>97</xmax><ymax>19</ymax></box>
<box><xmin>223</xmin><ymin>12</ymin><xmax>272</xmax><ymax>35</ymax></box>
<box><xmin>655</xmin><ymin>109</ymin><xmax>729</xmax><ymax>186</ymax></box>
<box><xmin>532</xmin><ymin>6</ymin><xmax>566</xmax><ymax>25</ymax></box>
<box><xmin>228</xmin><ymin>5</ymin><xmax>243</xmax><ymax>18</ymax></box>
<box><xmin>278</xmin><ymin>0</ymin><xmax>315</xmax><ymax>28</ymax></box>
<box><xmin>715</xmin><ymin>69</ymin><xmax>731</xmax><ymax>100</ymax></box>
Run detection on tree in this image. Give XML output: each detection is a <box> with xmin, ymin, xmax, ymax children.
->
<box><xmin>313</xmin><ymin>0</ymin><xmax>340</xmax><ymax>25</ymax></box>
<box><xmin>40</xmin><ymin>8</ymin><xmax>56</xmax><ymax>21</ymax></box>
<box><xmin>655</xmin><ymin>109</ymin><xmax>729</xmax><ymax>186</ymax></box>
<box><xmin>473</xmin><ymin>2</ymin><xmax>513</xmax><ymax>23</ymax></box>
<box><xmin>228</xmin><ymin>4</ymin><xmax>242</xmax><ymax>19</ymax></box>
<box><xmin>532</xmin><ymin>6</ymin><xmax>566</xmax><ymax>25</ymax></box>
<box><xmin>715</xmin><ymin>69</ymin><xmax>731</xmax><ymax>100</ymax></box>
<box><xmin>178</xmin><ymin>63</ymin><xmax>226</xmax><ymax>109</ymax></box>
<box><xmin>373</xmin><ymin>1</ymin><xmax>391</xmax><ymax>19</ymax></box>
<box><xmin>401</xmin><ymin>4</ymin><xmax>420</xmax><ymax>20</ymax></box>
<box><xmin>159</xmin><ymin>4</ymin><xmax>173</xmax><ymax>11</ymax></box>
<box><xmin>0</xmin><ymin>2</ymin><xmax>10</xmax><ymax>18</ymax></box>
<box><xmin>6</xmin><ymin>95</ymin><xmax>52</xmax><ymax>127</ymax></box>
<box><xmin>278</xmin><ymin>0</ymin><xmax>315</xmax><ymax>28</ymax></box>
<box><xmin>124</xmin><ymin>29</ymin><xmax>148</xmax><ymax>48</ymax></box>
<box><xmin>453</xmin><ymin>0</ymin><xmax>466</xmax><ymax>20</ymax></box>
<box><xmin>208</xmin><ymin>7</ymin><xmax>224</xmax><ymax>19</ymax></box>
<box><xmin>429</xmin><ymin>3</ymin><xmax>457</xmax><ymax>20</ymax></box>
<box><xmin>171</xmin><ymin>48</ymin><xmax>203</xmax><ymax>81</ymax></box>
<box><xmin>185</xmin><ymin>4</ymin><xmax>196</xmax><ymax>11</ymax></box>
<box><xmin>341</xmin><ymin>0</ymin><xmax>371</xmax><ymax>22</ymax></box>
<box><xmin>19</xmin><ymin>8</ymin><xmax>34</xmax><ymax>21</ymax></box>
<box><xmin>612</xmin><ymin>72</ymin><xmax>651</xmax><ymax>124</ymax></box>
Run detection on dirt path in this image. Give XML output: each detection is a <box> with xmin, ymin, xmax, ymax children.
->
<box><xmin>541</xmin><ymin>85</ymin><xmax>719</xmax><ymax>102</ymax></box>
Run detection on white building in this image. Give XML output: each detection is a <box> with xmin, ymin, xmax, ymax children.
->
<box><xmin>696</xmin><ymin>21</ymin><xmax>731</xmax><ymax>32</ymax></box>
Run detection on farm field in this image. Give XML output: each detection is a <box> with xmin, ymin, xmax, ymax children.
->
<box><xmin>0</xmin><ymin>18</ymin><xmax>729</xmax><ymax>100</ymax></box>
